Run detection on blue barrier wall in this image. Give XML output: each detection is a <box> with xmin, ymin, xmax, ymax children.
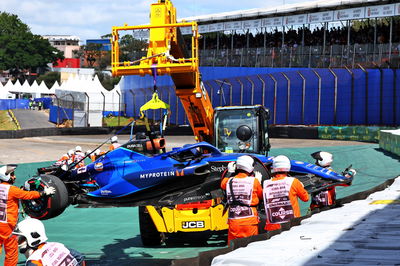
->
<box><xmin>49</xmin><ymin>105</ymin><xmax>73</xmax><ymax>124</ymax></box>
<box><xmin>121</xmin><ymin>67</ymin><xmax>400</xmax><ymax>126</ymax></box>
<box><xmin>0</xmin><ymin>99</ymin><xmax>29</xmax><ymax>110</ymax></box>
<box><xmin>34</xmin><ymin>98</ymin><xmax>52</xmax><ymax>109</ymax></box>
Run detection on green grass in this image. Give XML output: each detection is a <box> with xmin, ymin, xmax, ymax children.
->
<box><xmin>0</xmin><ymin>110</ymin><xmax>17</xmax><ymax>130</ymax></box>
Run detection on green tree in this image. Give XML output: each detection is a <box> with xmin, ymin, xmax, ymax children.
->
<box><xmin>119</xmin><ymin>34</ymin><xmax>148</xmax><ymax>62</ymax></box>
<box><xmin>96</xmin><ymin>71</ymin><xmax>121</xmax><ymax>91</ymax></box>
<box><xmin>36</xmin><ymin>71</ymin><xmax>60</xmax><ymax>88</ymax></box>
<box><xmin>0</xmin><ymin>12</ymin><xmax>64</xmax><ymax>78</ymax></box>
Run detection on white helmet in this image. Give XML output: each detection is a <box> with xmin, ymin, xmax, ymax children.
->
<box><xmin>75</xmin><ymin>146</ymin><xmax>82</xmax><ymax>152</ymax></box>
<box><xmin>111</xmin><ymin>136</ymin><xmax>118</xmax><ymax>143</ymax></box>
<box><xmin>14</xmin><ymin>218</ymin><xmax>48</xmax><ymax>248</ymax></box>
<box><xmin>271</xmin><ymin>155</ymin><xmax>291</xmax><ymax>173</ymax></box>
<box><xmin>0</xmin><ymin>165</ymin><xmax>17</xmax><ymax>182</ymax></box>
<box><xmin>94</xmin><ymin>149</ymin><xmax>101</xmax><ymax>155</ymax></box>
<box><xmin>312</xmin><ymin>151</ymin><xmax>333</xmax><ymax>167</ymax></box>
<box><xmin>67</xmin><ymin>149</ymin><xmax>74</xmax><ymax>156</ymax></box>
<box><xmin>236</xmin><ymin>155</ymin><xmax>254</xmax><ymax>173</ymax></box>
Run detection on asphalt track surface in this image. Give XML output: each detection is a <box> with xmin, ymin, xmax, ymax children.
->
<box><xmin>12</xmin><ymin>109</ymin><xmax>54</xmax><ymax>129</ymax></box>
<box><xmin>0</xmin><ymin>135</ymin><xmax>398</xmax><ymax>265</ymax></box>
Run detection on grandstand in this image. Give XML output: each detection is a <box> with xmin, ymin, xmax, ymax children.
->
<box><xmin>179</xmin><ymin>0</ymin><xmax>400</xmax><ymax>68</ymax></box>
<box><xmin>121</xmin><ymin>0</ymin><xmax>400</xmax><ymax>128</ymax></box>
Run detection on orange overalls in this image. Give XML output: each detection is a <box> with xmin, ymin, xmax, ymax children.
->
<box><xmin>310</xmin><ymin>182</ymin><xmax>350</xmax><ymax>211</ymax></box>
<box><xmin>263</xmin><ymin>174</ymin><xmax>309</xmax><ymax>231</ymax></box>
<box><xmin>221</xmin><ymin>173</ymin><xmax>263</xmax><ymax>245</ymax></box>
<box><xmin>109</xmin><ymin>143</ymin><xmax>121</xmax><ymax>151</ymax></box>
<box><xmin>54</xmin><ymin>155</ymin><xmax>69</xmax><ymax>166</ymax></box>
<box><xmin>26</xmin><ymin>242</ymin><xmax>86</xmax><ymax>266</ymax></box>
<box><xmin>0</xmin><ymin>183</ymin><xmax>41</xmax><ymax>266</ymax></box>
<box><xmin>74</xmin><ymin>152</ymin><xmax>85</xmax><ymax>169</ymax></box>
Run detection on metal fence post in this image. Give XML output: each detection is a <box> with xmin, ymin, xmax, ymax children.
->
<box><xmin>246</xmin><ymin>77</ymin><xmax>255</xmax><ymax>105</ymax></box>
<box><xmin>66</xmin><ymin>93</ymin><xmax>74</xmax><ymax>127</ymax></box>
<box><xmin>101</xmin><ymin>91</ymin><xmax>105</xmax><ymax>127</ymax></box>
<box><xmin>312</xmin><ymin>70</ymin><xmax>322</xmax><ymax>125</ymax></box>
<box><xmin>84</xmin><ymin>92</ymin><xmax>89</xmax><ymax>127</ymax></box>
<box><xmin>256</xmin><ymin>75</ymin><xmax>265</xmax><ymax>106</ymax></box>
<box><xmin>328</xmin><ymin>68</ymin><xmax>338</xmax><ymax>124</ymax></box>
<box><xmin>297</xmin><ymin>71</ymin><xmax>306</xmax><ymax>124</ymax></box>
<box><xmin>357</xmin><ymin>64</ymin><xmax>369</xmax><ymax>125</ymax></box>
<box><xmin>116</xmin><ymin>90</ymin><xmax>121</xmax><ymax>126</ymax></box>
<box><xmin>237</xmin><ymin>78</ymin><xmax>244</xmax><ymax>105</ymax></box>
<box><xmin>54</xmin><ymin>94</ymin><xmax>60</xmax><ymax>125</ymax></box>
<box><xmin>269</xmin><ymin>74</ymin><xmax>278</xmax><ymax>124</ymax></box>
<box><xmin>344</xmin><ymin>66</ymin><xmax>355</xmax><ymax>125</ymax></box>
<box><xmin>281</xmin><ymin>73</ymin><xmax>290</xmax><ymax>124</ymax></box>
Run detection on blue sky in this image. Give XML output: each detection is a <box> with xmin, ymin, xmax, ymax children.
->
<box><xmin>0</xmin><ymin>0</ymin><xmax>303</xmax><ymax>42</ymax></box>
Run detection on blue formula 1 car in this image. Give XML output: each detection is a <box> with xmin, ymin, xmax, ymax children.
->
<box><xmin>21</xmin><ymin>136</ymin><xmax>353</xmax><ymax>220</ymax></box>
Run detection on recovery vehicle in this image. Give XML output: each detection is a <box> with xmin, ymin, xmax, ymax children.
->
<box><xmin>20</xmin><ymin>0</ymin><xmax>354</xmax><ymax>248</ymax></box>
<box><xmin>110</xmin><ymin>0</ymin><xmax>270</xmax><ymax>245</ymax></box>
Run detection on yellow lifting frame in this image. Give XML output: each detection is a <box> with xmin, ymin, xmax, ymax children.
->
<box><xmin>111</xmin><ymin>22</ymin><xmax>199</xmax><ymax>77</ymax></box>
<box><xmin>111</xmin><ymin>0</ymin><xmax>214</xmax><ymax>143</ymax></box>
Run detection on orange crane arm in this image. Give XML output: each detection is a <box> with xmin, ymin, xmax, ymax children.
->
<box><xmin>111</xmin><ymin>0</ymin><xmax>214</xmax><ymax>143</ymax></box>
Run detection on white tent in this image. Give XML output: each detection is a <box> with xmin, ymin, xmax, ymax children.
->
<box><xmin>54</xmin><ymin>73</ymin><xmax>124</xmax><ymax>127</ymax></box>
<box><xmin>0</xmin><ymin>81</ymin><xmax>7</xmax><ymax>99</ymax></box>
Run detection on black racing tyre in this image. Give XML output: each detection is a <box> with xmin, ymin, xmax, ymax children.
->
<box><xmin>138</xmin><ymin>206</ymin><xmax>163</xmax><ymax>246</ymax></box>
<box><xmin>253</xmin><ymin>157</ymin><xmax>271</xmax><ymax>184</ymax></box>
<box><xmin>21</xmin><ymin>174</ymin><xmax>69</xmax><ymax>220</ymax></box>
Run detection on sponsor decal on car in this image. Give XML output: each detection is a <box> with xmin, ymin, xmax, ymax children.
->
<box><xmin>210</xmin><ymin>165</ymin><xmax>227</xmax><ymax>173</ymax></box>
<box><xmin>100</xmin><ymin>190</ymin><xmax>112</xmax><ymax>195</ymax></box>
<box><xmin>183</xmin><ymin>194</ymin><xmax>209</xmax><ymax>202</ymax></box>
<box><xmin>139</xmin><ymin>171</ymin><xmax>175</xmax><ymax>179</ymax></box>
<box><xmin>94</xmin><ymin>163</ymin><xmax>103</xmax><ymax>171</ymax></box>
<box><xmin>77</xmin><ymin>166</ymin><xmax>87</xmax><ymax>174</ymax></box>
<box><xmin>181</xmin><ymin>221</ymin><xmax>205</xmax><ymax>229</ymax></box>
<box><xmin>175</xmin><ymin>169</ymin><xmax>184</xmax><ymax>176</ymax></box>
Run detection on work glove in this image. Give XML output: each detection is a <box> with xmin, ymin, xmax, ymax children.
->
<box><xmin>254</xmin><ymin>171</ymin><xmax>262</xmax><ymax>184</ymax></box>
<box><xmin>41</xmin><ymin>187</ymin><xmax>56</xmax><ymax>196</ymax></box>
<box><xmin>227</xmin><ymin>162</ymin><xmax>236</xmax><ymax>173</ymax></box>
<box><xmin>344</xmin><ymin>168</ymin><xmax>356</xmax><ymax>178</ymax></box>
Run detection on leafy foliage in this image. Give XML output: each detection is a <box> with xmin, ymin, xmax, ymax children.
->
<box><xmin>119</xmin><ymin>35</ymin><xmax>148</xmax><ymax>62</ymax></box>
<box><xmin>0</xmin><ymin>12</ymin><xmax>64</xmax><ymax>76</ymax></box>
<box><xmin>36</xmin><ymin>71</ymin><xmax>60</xmax><ymax>88</ymax></box>
<box><xmin>96</xmin><ymin>71</ymin><xmax>121</xmax><ymax>91</ymax></box>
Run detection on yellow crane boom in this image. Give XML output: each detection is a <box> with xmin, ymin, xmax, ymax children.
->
<box><xmin>111</xmin><ymin>0</ymin><xmax>214</xmax><ymax>142</ymax></box>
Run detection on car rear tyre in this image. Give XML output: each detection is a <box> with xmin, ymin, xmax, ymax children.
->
<box><xmin>138</xmin><ymin>206</ymin><xmax>163</xmax><ymax>246</ymax></box>
<box><xmin>253</xmin><ymin>158</ymin><xmax>271</xmax><ymax>183</ymax></box>
<box><xmin>22</xmin><ymin>174</ymin><xmax>69</xmax><ymax>220</ymax></box>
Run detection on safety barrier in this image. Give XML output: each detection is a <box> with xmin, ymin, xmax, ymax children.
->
<box><xmin>173</xmin><ymin>177</ymin><xmax>398</xmax><ymax>266</ymax></box>
<box><xmin>318</xmin><ymin>126</ymin><xmax>396</xmax><ymax>143</ymax></box>
<box><xmin>122</xmin><ymin>67</ymin><xmax>400</xmax><ymax>127</ymax></box>
<box><xmin>379</xmin><ymin>129</ymin><xmax>400</xmax><ymax>156</ymax></box>
<box><xmin>7</xmin><ymin>110</ymin><xmax>21</xmax><ymax>130</ymax></box>
<box><xmin>0</xmin><ymin>125</ymin><xmax>194</xmax><ymax>139</ymax></box>
<box><xmin>33</xmin><ymin>97</ymin><xmax>52</xmax><ymax>109</ymax></box>
<box><xmin>49</xmin><ymin>105</ymin><xmax>73</xmax><ymax>124</ymax></box>
<box><xmin>0</xmin><ymin>99</ymin><xmax>29</xmax><ymax>110</ymax></box>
